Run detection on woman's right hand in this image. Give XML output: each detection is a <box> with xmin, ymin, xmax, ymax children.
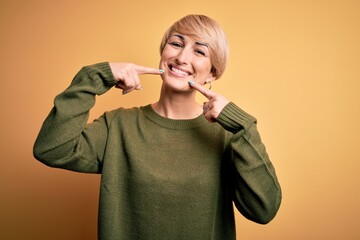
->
<box><xmin>109</xmin><ymin>63</ymin><xmax>164</xmax><ymax>95</ymax></box>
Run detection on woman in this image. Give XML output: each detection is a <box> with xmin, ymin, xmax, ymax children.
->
<box><xmin>34</xmin><ymin>14</ymin><xmax>281</xmax><ymax>240</ymax></box>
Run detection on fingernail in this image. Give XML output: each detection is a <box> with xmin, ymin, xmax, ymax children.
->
<box><xmin>159</xmin><ymin>69</ymin><xmax>165</xmax><ymax>73</ymax></box>
<box><xmin>188</xmin><ymin>80</ymin><xmax>195</xmax><ymax>86</ymax></box>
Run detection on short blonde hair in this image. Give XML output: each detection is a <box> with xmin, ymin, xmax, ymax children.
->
<box><xmin>160</xmin><ymin>14</ymin><xmax>229</xmax><ymax>79</ymax></box>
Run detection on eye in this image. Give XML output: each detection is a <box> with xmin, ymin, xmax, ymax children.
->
<box><xmin>169</xmin><ymin>42</ymin><xmax>183</xmax><ymax>48</ymax></box>
<box><xmin>194</xmin><ymin>49</ymin><xmax>206</xmax><ymax>56</ymax></box>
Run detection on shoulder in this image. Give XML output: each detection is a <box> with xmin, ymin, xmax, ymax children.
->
<box><xmin>104</xmin><ymin>106</ymin><xmax>144</xmax><ymax>121</ymax></box>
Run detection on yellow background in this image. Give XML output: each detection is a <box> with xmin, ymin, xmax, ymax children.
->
<box><xmin>1</xmin><ymin>0</ymin><xmax>359</xmax><ymax>239</ymax></box>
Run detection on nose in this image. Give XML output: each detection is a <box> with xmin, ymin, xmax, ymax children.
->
<box><xmin>175</xmin><ymin>48</ymin><xmax>191</xmax><ymax>65</ymax></box>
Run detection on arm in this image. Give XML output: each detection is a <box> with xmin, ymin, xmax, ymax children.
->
<box><xmin>218</xmin><ymin>103</ymin><xmax>282</xmax><ymax>224</ymax></box>
<box><xmin>188</xmin><ymin>81</ymin><xmax>282</xmax><ymax>224</ymax></box>
<box><xmin>33</xmin><ymin>62</ymin><xmax>164</xmax><ymax>173</ymax></box>
<box><xmin>33</xmin><ymin>62</ymin><xmax>117</xmax><ymax>173</ymax></box>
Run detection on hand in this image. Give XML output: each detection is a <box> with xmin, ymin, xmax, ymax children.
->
<box><xmin>109</xmin><ymin>63</ymin><xmax>163</xmax><ymax>95</ymax></box>
<box><xmin>188</xmin><ymin>81</ymin><xmax>230</xmax><ymax>122</ymax></box>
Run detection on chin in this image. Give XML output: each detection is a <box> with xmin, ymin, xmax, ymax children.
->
<box><xmin>162</xmin><ymin>76</ymin><xmax>192</xmax><ymax>92</ymax></box>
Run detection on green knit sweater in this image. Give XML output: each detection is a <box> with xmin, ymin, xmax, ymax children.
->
<box><xmin>33</xmin><ymin>62</ymin><xmax>281</xmax><ymax>240</ymax></box>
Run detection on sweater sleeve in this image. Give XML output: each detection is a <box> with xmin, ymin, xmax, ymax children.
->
<box><xmin>217</xmin><ymin>102</ymin><xmax>282</xmax><ymax>224</ymax></box>
<box><xmin>33</xmin><ymin>62</ymin><xmax>117</xmax><ymax>173</ymax></box>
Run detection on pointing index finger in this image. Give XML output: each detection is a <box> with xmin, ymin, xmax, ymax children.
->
<box><xmin>135</xmin><ymin>64</ymin><xmax>164</xmax><ymax>75</ymax></box>
<box><xmin>188</xmin><ymin>80</ymin><xmax>216</xmax><ymax>99</ymax></box>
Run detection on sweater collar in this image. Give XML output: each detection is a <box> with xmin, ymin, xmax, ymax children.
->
<box><xmin>141</xmin><ymin>104</ymin><xmax>208</xmax><ymax>130</ymax></box>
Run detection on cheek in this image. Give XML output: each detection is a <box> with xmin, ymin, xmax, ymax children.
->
<box><xmin>195</xmin><ymin>60</ymin><xmax>212</xmax><ymax>74</ymax></box>
<box><xmin>159</xmin><ymin>54</ymin><xmax>167</xmax><ymax>69</ymax></box>
<box><xmin>193</xmin><ymin>61</ymin><xmax>213</xmax><ymax>84</ymax></box>
<box><xmin>159</xmin><ymin>48</ymin><xmax>172</xmax><ymax>67</ymax></box>
<box><xmin>161</xmin><ymin>45</ymin><xmax>174</xmax><ymax>58</ymax></box>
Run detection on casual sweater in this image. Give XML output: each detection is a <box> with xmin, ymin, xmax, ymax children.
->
<box><xmin>33</xmin><ymin>62</ymin><xmax>281</xmax><ymax>240</ymax></box>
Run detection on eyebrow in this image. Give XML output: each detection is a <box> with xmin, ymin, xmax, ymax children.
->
<box><xmin>171</xmin><ymin>34</ymin><xmax>209</xmax><ymax>48</ymax></box>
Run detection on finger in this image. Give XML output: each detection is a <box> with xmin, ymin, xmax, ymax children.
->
<box><xmin>135</xmin><ymin>65</ymin><xmax>164</xmax><ymax>75</ymax></box>
<box><xmin>120</xmin><ymin>70</ymin><xmax>138</xmax><ymax>93</ymax></box>
<box><xmin>131</xmin><ymin>71</ymin><xmax>141</xmax><ymax>89</ymax></box>
<box><xmin>203</xmin><ymin>101</ymin><xmax>212</xmax><ymax>112</ymax></box>
<box><xmin>135</xmin><ymin>83</ymin><xmax>142</xmax><ymax>90</ymax></box>
<box><xmin>203</xmin><ymin>102</ymin><xmax>208</xmax><ymax>111</ymax></box>
<box><xmin>115</xmin><ymin>82</ymin><xmax>125</xmax><ymax>89</ymax></box>
<box><xmin>122</xmin><ymin>85</ymin><xmax>137</xmax><ymax>95</ymax></box>
<box><xmin>132</xmin><ymin>71</ymin><xmax>142</xmax><ymax>90</ymax></box>
<box><xmin>203</xmin><ymin>110</ymin><xmax>217</xmax><ymax>122</ymax></box>
<box><xmin>188</xmin><ymin>81</ymin><xmax>216</xmax><ymax>100</ymax></box>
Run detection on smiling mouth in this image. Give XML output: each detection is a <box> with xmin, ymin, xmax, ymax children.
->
<box><xmin>169</xmin><ymin>65</ymin><xmax>192</xmax><ymax>77</ymax></box>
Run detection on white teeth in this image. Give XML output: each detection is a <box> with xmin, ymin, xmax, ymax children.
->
<box><xmin>172</xmin><ymin>66</ymin><xmax>190</xmax><ymax>76</ymax></box>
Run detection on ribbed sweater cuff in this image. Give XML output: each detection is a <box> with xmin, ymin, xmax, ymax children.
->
<box><xmin>217</xmin><ymin>102</ymin><xmax>257</xmax><ymax>133</ymax></box>
<box><xmin>84</xmin><ymin>62</ymin><xmax>117</xmax><ymax>89</ymax></box>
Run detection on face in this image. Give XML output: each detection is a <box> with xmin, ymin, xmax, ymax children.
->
<box><xmin>159</xmin><ymin>33</ymin><xmax>214</xmax><ymax>91</ymax></box>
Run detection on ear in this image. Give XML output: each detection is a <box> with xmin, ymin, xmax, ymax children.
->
<box><xmin>205</xmin><ymin>74</ymin><xmax>216</xmax><ymax>84</ymax></box>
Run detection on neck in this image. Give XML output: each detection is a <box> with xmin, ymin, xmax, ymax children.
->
<box><xmin>152</xmin><ymin>85</ymin><xmax>202</xmax><ymax>119</ymax></box>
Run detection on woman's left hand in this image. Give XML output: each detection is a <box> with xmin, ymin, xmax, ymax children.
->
<box><xmin>188</xmin><ymin>81</ymin><xmax>230</xmax><ymax>122</ymax></box>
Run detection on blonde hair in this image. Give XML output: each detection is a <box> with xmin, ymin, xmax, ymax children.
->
<box><xmin>160</xmin><ymin>14</ymin><xmax>229</xmax><ymax>79</ymax></box>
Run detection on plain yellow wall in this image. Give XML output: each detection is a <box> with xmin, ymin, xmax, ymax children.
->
<box><xmin>1</xmin><ymin>0</ymin><xmax>359</xmax><ymax>239</ymax></box>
